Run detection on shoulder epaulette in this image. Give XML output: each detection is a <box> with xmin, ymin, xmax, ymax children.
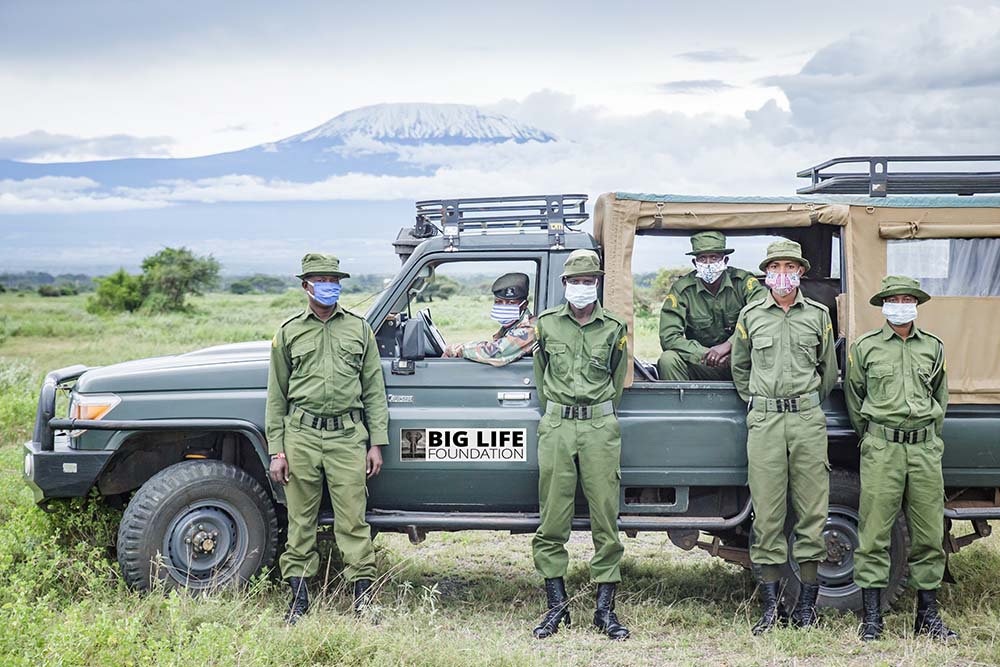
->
<box><xmin>278</xmin><ymin>311</ymin><xmax>303</xmax><ymax>329</ymax></box>
<box><xmin>604</xmin><ymin>310</ymin><xmax>627</xmax><ymax>327</ymax></box>
<box><xmin>922</xmin><ymin>329</ymin><xmax>945</xmax><ymax>346</ymax></box>
<box><xmin>538</xmin><ymin>306</ymin><xmax>562</xmax><ymax>318</ymax></box>
<box><xmin>740</xmin><ymin>296</ymin><xmax>769</xmax><ymax>316</ymax></box>
<box><xmin>340</xmin><ymin>307</ymin><xmax>365</xmax><ymax>321</ymax></box>
<box><xmin>853</xmin><ymin>328</ymin><xmax>882</xmax><ymax>350</ymax></box>
<box><xmin>803</xmin><ymin>296</ymin><xmax>830</xmax><ymax>313</ymax></box>
<box><xmin>671</xmin><ymin>273</ymin><xmax>697</xmax><ymax>293</ymax></box>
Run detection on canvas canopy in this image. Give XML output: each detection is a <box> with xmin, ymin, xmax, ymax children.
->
<box><xmin>594</xmin><ymin>191</ymin><xmax>1000</xmax><ymax>403</ymax></box>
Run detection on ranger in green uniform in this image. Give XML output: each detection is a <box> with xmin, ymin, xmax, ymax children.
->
<box><xmin>531</xmin><ymin>249</ymin><xmax>630</xmax><ymax>641</ymax></box>
<box><xmin>846</xmin><ymin>276</ymin><xmax>958</xmax><ymax>642</ymax></box>
<box><xmin>266</xmin><ymin>253</ymin><xmax>389</xmax><ymax>624</ymax></box>
<box><xmin>443</xmin><ymin>272</ymin><xmax>537</xmax><ymax>366</ymax></box>
<box><xmin>658</xmin><ymin>231</ymin><xmax>765</xmax><ymax>381</ymax></box>
<box><xmin>731</xmin><ymin>240</ymin><xmax>837</xmax><ymax>634</ymax></box>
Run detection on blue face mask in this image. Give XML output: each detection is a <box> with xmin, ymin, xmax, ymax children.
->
<box><xmin>490</xmin><ymin>301</ymin><xmax>523</xmax><ymax>325</ymax></box>
<box><xmin>307</xmin><ymin>281</ymin><xmax>341</xmax><ymax>307</ymax></box>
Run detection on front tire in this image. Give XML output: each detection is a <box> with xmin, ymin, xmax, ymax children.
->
<box><xmin>117</xmin><ymin>460</ymin><xmax>278</xmax><ymax>591</ymax></box>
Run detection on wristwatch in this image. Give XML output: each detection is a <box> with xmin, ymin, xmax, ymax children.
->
<box><xmin>271</xmin><ymin>452</ymin><xmax>286</xmax><ymax>460</ymax></box>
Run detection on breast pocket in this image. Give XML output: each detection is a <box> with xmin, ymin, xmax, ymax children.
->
<box><xmin>751</xmin><ymin>335</ymin><xmax>775</xmax><ymax>369</ymax></box>
<box><xmin>545</xmin><ymin>342</ymin><xmax>570</xmax><ymax>375</ymax></box>
<box><xmin>337</xmin><ymin>339</ymin><xmax>365</xmax><ymax>374</ymax></box>
<box><xmin>290</xmin><ymin>339</ymin><xmax>318</xmax><ymax>374</ymax></box>
<box><xmin>796</xmin><ymin>333</ymin><xmax>820</xmax><ymax>367</ymax></box>
<box><xmin>586</xmin><ymin>342</ymin><xmax>611</xmax><ymax>382</ymax></box>
<box><xmin>868</xmin><ymin>363</ymin><xmax>896</xmax><ymax>400</ymax></box>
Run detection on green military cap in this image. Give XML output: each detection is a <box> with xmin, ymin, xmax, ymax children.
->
<box><xmin>758</xmin><ymin>239</ymin><xmax>811</xmax><ymax>273</ymax></box>
<box><xmin>560</xmin><ymin>249</ymin><xmax>604</xmax><ymax>278</ymax></box>
<box><xmin>869</xmin><ymin>275</ymin><xmax>931</xmax><ymax>306</ymax></box>
<box><xmin>685</xmin><ymin>231</ymin><xmax>734</xmax><ymax>256</ymax></box>
<box><xmin>296</xmin><ymin>253</ymin><xmax>350</xmax><ymax>280</ymax></box>
<box><xmin>492</xmin><ymin>272</ymin><xmax>529</xmax><ymax>300</ymax></box>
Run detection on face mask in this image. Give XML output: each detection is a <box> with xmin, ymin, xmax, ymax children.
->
<box><xmin>490</xmin><ymin>301</ymin><xmax>523</xmax><ymax>325</ymax></box>
<box><xmin>882</xmin><ymin>301</ymin><xmax>918</xmax><ymax>325</ymax></box>
<box><xmin>307</xmin><ymin>281</ymin><xmax>341</xmax><ymax>307</ymax></box>
<box><xmin>695</xmin><ymin>260</ymin><xmax>726</xmax><ymax>285</ymax></box>
<box><xmin>564</xmin><ymin>282</ymin><xmax>598</xmax><ymax>308</ymax></box>
<box><xmin>765</xmin><ymin>271</ymin><xmax>800</xmax><ymax>297</ymax></box>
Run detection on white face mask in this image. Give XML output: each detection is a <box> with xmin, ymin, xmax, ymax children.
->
<box><xmin>882</xmin><ymin>302</ymin><xmax>918</xmax><ymax>325</ymax></box>
<box><xmin>695</xmin><ymin>260</ymin><xmax>726</xmax><ymax>285</ymax></box>
<box><xmin>564</xmin><ymin>282</ymin><xmax>598</xmax><ymax>308</ymax></box>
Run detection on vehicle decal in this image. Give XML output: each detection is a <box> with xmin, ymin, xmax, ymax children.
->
<box><xmin>400</xmin><ymin>428</ymin><xmax>527</xmax><ymax>462</ymax></box>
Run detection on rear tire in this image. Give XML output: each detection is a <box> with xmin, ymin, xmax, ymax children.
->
<box><xmin>117</xmin><ymin>460</ymin><xmax>278</xmax><ymax>591</ymax></box>
<box><xmin>778</xmin><ymin>468</ymin><xmax>909</xmax><ymax>612</ymax></box>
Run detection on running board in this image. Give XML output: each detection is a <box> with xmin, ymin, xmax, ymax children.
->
<box><xmin>319</xmin><ymin>498</ymin><xmax>752</xmax><ymax>533</ymax></box>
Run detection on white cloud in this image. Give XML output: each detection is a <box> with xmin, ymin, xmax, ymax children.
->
<box><xmin>0</xmin><ymin>176</ymin><xmax>170</xmax><ymax>214</ymax></box>
<box><xmin>0</xmin><ymin>130</ymin><xmax>174</xmax><ymax>162</ymax></box>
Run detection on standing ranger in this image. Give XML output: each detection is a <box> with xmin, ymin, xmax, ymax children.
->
<box><xmin>266</xmin><ymin>253</ymin><xmax>389</xmax><ymax>624</ymax></box>
<box><xmin>658</xmin><ymin>231</ymin><xmax>765</xmax><ymax>381</ymax></box>
<box><xmin>847</xmin><ymin>276</ymin><xmax>958</xmax><ymax>641</ymax></box>
<box><xmin>531</xmin><ymin>249</ymin><xmax>631</xmax><ymax>641</ymax></box>
<box><xmin>731</xmin><ymin>240</ymin><xmax>837</xmax><ymax>634</ymax></box>
<box><xmin>442</xmin><ymin>272</ymin><xmax>537</xmax><ymax>366</ymax></box>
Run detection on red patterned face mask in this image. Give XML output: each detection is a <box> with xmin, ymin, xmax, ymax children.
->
<box><xmin>765</xmin><ymin>271</ymin><xmax>800</xmax><ymax>296</ymax></box>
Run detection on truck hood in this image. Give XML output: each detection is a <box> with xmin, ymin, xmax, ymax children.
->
<box><xmin>75</xmin><ymin>341</ymin><xmax>270</xmax><ymax>394</ymax></box>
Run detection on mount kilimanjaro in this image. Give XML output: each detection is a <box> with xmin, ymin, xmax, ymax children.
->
<box><xmin>0</xmin><ymin>103</ymin><xmax>556</xmax><ymax>186</ymax></box>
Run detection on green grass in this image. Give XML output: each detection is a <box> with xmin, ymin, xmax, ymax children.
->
<box><xmin>1</xmin><ymin>292</ymin><xmax>998</xmax><ymax>666</ymax></box>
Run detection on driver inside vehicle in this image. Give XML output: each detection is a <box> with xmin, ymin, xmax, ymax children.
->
<box><xmin>442</xmin><ymin>272</ymin><xmax>537</xmax><ymax>366</ymax></box>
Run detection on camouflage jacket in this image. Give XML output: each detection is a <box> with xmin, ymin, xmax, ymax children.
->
<box><xmin>453</xmin><ymin>310</ymin><xmax>537</xmax><ymax>367</ymax></box>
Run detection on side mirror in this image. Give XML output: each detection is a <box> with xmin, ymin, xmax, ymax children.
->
<box><xmin>409</xmin><ymin>264</ymin><xmax>435</xmax><ymax>296</ymax></box>
<box><xmin>399</xmin><ymin>317</ymin><xmax>427</xmax><ymax>361</ymax></box>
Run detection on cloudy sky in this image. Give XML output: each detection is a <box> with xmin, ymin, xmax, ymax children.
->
<box><xmin>1</xmin><ymin>0</ymin><xmax>999</xmax><ymax>273</ymax></box>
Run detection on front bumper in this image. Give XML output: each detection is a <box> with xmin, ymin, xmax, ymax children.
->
<box><xmin>23</xmin><ymin>438</ymin><xmax>112</xmax><ymax>505</ymax></box>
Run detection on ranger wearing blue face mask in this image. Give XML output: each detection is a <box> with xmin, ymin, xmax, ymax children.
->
<box><xmin>443</xmin><ymin>272</ymin><xmax>537</xmax><ymax>366</ymax></box>
<box><xmin>265</xmin><ymin>253</ymin><xmax>389</xmax><ymax>624</ymax></box>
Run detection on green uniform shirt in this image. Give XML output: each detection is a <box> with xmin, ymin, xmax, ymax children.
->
<box><xmin>659</xmin><ymin>268</ymin><xmax>765</xmax><ymax>363</ymax></box>
<box><xmin>456</xmin><ymin>310</ymin><xmax>537</xmax><ymax>367</ymax></box>
<box><xmin>731</xmin><ymin>290</ymin><xmax>838</xmax><ymax>403</ymax></box>
<box><xmin>533</xmin><ymin>302</ymin><xmax>628</xmax><ymax>411</ymax></box>
<box><xmin>265</xmin><ymin>305</ymin><xmax>389</xmax><ymax>454</ymax></box>
<box><xmin>845</xmin><ymin>323</ymin><xmax>947</xmax><ymax>436</ymax></box>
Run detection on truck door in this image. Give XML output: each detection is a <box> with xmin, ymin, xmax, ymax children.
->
<box><xmin>367</xmin><ymin>255</ymin><xmax>548</xmax><ymax>513</ymax></box>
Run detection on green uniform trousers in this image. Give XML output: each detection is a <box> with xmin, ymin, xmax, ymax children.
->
<box><xmin>747</xmin><ymin>403</ymin><xmax>830</xmax><ymax>567</ymax></box>
<box><xmin>854</xmin><ymin>431</ymin><xmax>945</xmax><ymax>590</ymax></box>
<box><xmin>278</xmin><ymin>415</ymin><xmax>376</xmax><ymax>582</ymax></box>
<box><xmin>532</xmin><ymin>411</ymin><xmax>624</xmax><ymax>583</ymax></box>
<box><xmin>657</xmin><ymin>350</ymin><xmax>733</xmax><ymax>382</ymax></box>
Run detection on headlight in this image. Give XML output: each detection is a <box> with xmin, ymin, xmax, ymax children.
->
<box><xmin>69</xmin><ymin>393</ymin><xmax>121</xmax><ymax>436</ymax></box>
<box><xmin>24</xmin><ymin>452</ymin><xmax>34</xmax><ymax>480</ymax></box>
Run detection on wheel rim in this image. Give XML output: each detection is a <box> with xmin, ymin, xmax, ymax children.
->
<box><xmin>789</xmin><ymin>503</ymin><xmax>860</xmax><ymax>600</ymax></box>
<box><xmin>162</xmin><ymin>499</ymin><xmax>249</xmax><ymax>589</ymax></box>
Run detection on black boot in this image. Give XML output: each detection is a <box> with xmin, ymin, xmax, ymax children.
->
<box><xmin>532</xmin><ymin>578</ymin><xmax>571</xmax><ymax>639</ymax></box>
<box><xmin>353</xmin><ymin>578</ymin><xmax>374</xmax><ymax>617</ymax></box>
<box><xmin>284</xmin><ymin>576</ymin><xmax>309</xmax><ymax>625</ymax></box>
<box><xmin>914</xmin><ymin>589</ymin><xmax>959</xmax><ymax>641</ymax></box>
<box><xmin>791</xmin><ymin>582</ymin><xmax>820</xmax><ymax>628</ymax></box>
<box><xmin>859</xmin><ymin>588</ymin><xmax>883</xmax><ymax>641</ymax></box>
<box><xmin>593</xmin><ymin>583</ymin><xmax>630</xmax><ymax>640</ymax></box>
<box><xmin>752</xmin><ymin>581</ymin><xmax>783</xmax><ymax>635</ymax></box>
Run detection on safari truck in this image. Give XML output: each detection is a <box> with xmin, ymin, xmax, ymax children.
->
<box><xmin>22</xmin><ymin>156</ymin><xmax>1000</xmax><ymax>612</ymax></box>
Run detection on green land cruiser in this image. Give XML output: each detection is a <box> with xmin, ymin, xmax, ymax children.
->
<box><xmin>22</xmin><ymin>157</ymin><xmax>1000</xmax><ymax>612</ymax></box>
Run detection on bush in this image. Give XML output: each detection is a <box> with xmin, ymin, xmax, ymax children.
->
<box><xmin>87</xmin><ymin>269</ymin><xmax>146</xmax><ymax>314</ymax></box>
<box><xmin>230</xmin><ymin>280</ymin><xmax>253</xmax><ymax>295</ymax></box>
<box><xmin>37</xmin><ymin>285</ymin><xmax>79</xmax><ymax>297</ymax></box>
<box><xmin>141</xmin><ymin>247</ymin><xmax>220</xmax><ymax>312</ymax></box>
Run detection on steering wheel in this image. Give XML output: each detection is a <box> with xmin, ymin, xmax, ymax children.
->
<box><xmin>417</xmin><ymin>308</ymin><xmax>447</xmax><ymax>357</ymax></box>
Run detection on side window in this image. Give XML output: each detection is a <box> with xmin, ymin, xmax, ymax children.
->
<box><xmin>887</xmin><ymin>238</ymin><xmax>1000</xmax><ymax>297</ymax></box>
<box><xmin>376</xmin><ymin>259</ymin><xmax>539</xmax><ymax>357</ymax></box>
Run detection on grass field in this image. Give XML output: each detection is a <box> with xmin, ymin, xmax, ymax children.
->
<box><xmin>2</xmin><ymin>291</ymin><xmax>999</xmax><ymax>666</ymax></box>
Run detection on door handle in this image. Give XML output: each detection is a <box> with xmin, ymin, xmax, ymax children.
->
<box><xmin>498</xmin><ymin>391</ymin><xmax>531</xmax><ymax>403</ymax></box>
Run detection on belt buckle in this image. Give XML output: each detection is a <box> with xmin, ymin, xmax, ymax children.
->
<box><xmin>333</xmin><ymin>416</ymin><xmax>343</xmax><ymax>430</ymax></box>
<box><xmin>580</xmin><ymin>405</ymin><xmax>591</xmax><ymax>420</ymax></box>
<box><xmin>773</xmin><ymin>399</ymin><xmax>783</xmax><ymax>413</ymax></box>
<box><xmin>789</xmin><ymin>398</ymin><xmax>799</xmax><ymax>412</ymax></box>
<box><xmin>891</xmin><ymin>428</ymin><xmax>903</xmax><ymax>444</ymax></box>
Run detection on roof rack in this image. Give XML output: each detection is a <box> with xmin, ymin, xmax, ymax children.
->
<box><xmin>413</xmin><ymin>194</ymin><xmax>588</xmax><ymax>251</ymax></box>
<box><xmin>797</xmin><ymin>156</ymin><xmax>1000</xmax><ymax>197</ymax></box>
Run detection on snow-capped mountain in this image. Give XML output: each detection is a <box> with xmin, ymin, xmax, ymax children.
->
<box><xmin>281</xmin><ymin>103</ymin><xmax>555</xmax><ymax>145</ymax></box>
<box><xmin>0</xmin><ymin>103</ymin><xmax>555</xmax><ymax>186</ymax></box>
